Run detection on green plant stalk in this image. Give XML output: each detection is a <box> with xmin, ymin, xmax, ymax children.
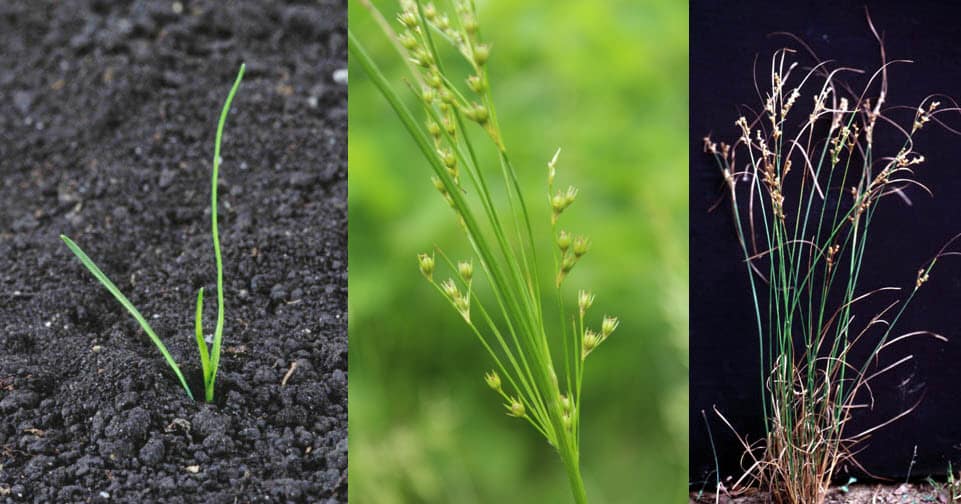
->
<box><xmin>61</xmin><ymin>64</ymin><xmax>244</xmax><ymax>402</ymax></box>
<box><xmin>350</xmin><ymin>7</ymin><xmax>593</xmax><ymax>500</ymax></box>
<box><xmin>556</xmin><ymin>397</ymin><xmax>587</xmax><ymax>503</ymax></box>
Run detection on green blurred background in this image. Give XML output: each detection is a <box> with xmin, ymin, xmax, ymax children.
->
<box><xmin>348</xmin><ymin>1</ymin><xmax>688</xmax><ymax>501</ymax></box>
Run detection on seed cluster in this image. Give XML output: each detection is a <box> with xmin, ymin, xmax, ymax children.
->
<box><xmin>357</xmin><ymin>2</ymin><xmax>619</xmax><ymax>498</ymax></box>
<box><xmin>550</xmin><ymin>150</ymin><xmax>591</xmax><ymax>287</ymax></box>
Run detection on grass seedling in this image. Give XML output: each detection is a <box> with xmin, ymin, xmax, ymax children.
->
<box><xmin>352</xmin><ymin>1</ymin><xmax>617</xmax><ymax>502</ymax></box>
<box><xmin>929</xmin><ymin>463</ymin><xmax>961</xmax><ymax>502</ymax></box>
<box><xmin>704</xmin><ymin>14</ymin><xmax>959</xmax><ymax>504</ymax></box>
<box><xmin>61</xmin><ymin>64</ymin><xmax>245</xmax><ymax>403</ymax></box>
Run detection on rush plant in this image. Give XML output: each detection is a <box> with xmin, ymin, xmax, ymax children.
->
<box><xmin>61</xmin><ymin>64</ymin><xmax>245</xmax><ymax>403</ymax></box>
<box><xmin>704</xmin><ymin>17</ymin><xmax>958</xmax><ymax>504</ymax></box>
<box><xmin>351</xmin><ymin>1</ymin><xmax>617</xmax><ymax>502</ymax></box>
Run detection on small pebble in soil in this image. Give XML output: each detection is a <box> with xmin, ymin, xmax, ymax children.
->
<box><xmin>114</xmin><ymin>391</ymin><xmax>139</xmax><ymax>410</ymax></box>
<box><xmin>202</xmin><ymin>432</ymin><xmax>235</xmax><ymax>456</ymax></box>
<box><xmin>191</xmin><ymin>408</ymin><xmax>229</xmax><ymax>437</ymax></box>
<box><xmin>158</xmin><ymin>168</ymin><xmax>177</xmax><ymax>189</ymax></box>
<box><xmin>0</xmin><ymin>390</ymin><xmax>39</xmax><ymax>412</ymax></box>
<box><xmin>139</xmin><ymin>437</ymin><xmax>165</xmax><ymax>466</ymax></box>
<box><xmin>104</xmin><ymin>407</ymin><xmax>151</xmax><ymax>443</ymax></box>
<box><xmin>270</xmin><ymin>284</ymin><xmax>288</xmax><ymax>301</ymax></box>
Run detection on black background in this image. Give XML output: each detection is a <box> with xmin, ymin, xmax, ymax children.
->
<box><xmin>691</xmin><ymin>0</ymin><xmax>961</xmax><ymax>487</ymax></box>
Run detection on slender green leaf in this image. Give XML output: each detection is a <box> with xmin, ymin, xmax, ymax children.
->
<box><xmin>60</xmin><ymin>234</ymin><xmax>194</xmax><ymax>400</ymax></box>
<box><xmin>194</xmin><ymin>287</ymin><xmax>211</xmax><ymax>383</ymax></box>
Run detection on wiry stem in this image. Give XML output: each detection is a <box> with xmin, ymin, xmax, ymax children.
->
<box><xmin>704</xmin><ymin>18</ymin><xmax>957</xmax><ymax>503</ymax></box>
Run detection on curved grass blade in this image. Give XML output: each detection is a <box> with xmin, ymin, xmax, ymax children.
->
<box><xmin>205</xmin><ymin>63</ymin><xmax>245</xmax><ymax>403</ymax></box>
<box><xmin>60</xmin><ymin>234</ymin><xmax>194</xmax><ymax>400</ymax></box>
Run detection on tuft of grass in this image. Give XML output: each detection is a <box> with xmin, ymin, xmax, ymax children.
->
<box><xmin>351</xmin><ymin>1</ymin><xmax>618</xmax><ymax>502</ymax></box>
<box><xmin>704</xmin><ymin>13</ymin><xmax>959</xmax><ymax>504</ymax></box>
<box><xmin>61</xmin><ymin>64</ymin><xmax>245</xmax><ymax>403</ymax></box>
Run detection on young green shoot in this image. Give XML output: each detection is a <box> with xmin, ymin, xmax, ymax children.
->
<box><xmin>61</xmin><ymin>64</ymin><xmax>245</xmax><ymax>403</ymax></box>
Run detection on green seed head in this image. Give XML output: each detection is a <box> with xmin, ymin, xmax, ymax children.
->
<box><xmin>466</xmin><ymin>103</ymin><xmax>488</xmax><ymax>123</ymax></box>
<box><xmin>423</xmin><ymin>2</ymin><xmax>437</xmax><ymax>20</ymax></box>
<box><xmin>454</xmin><ymin>295</ymin><xmax>470</xmax><ymax>320</ymax></box>
<box><xmin>443</xmin><ymin>117</ymin><xmax>456</xmax><ymax>136</ymax></box>
<box><xmin>463</xmin><ymin>15</ymin><xmax>478</xmax><ymax>35</ymax></box>
<box><xmin>440</xmin><ymin>88</ymin><xmax>455</xmax><ymax>104</ymax></box>
<box><xmin>601</xmin><ymin>316</ymin><xmax>619</xmax><ymax>338</ymax></box>
<box><xmin>398</xmin><ymin>11</ymin><xmax>418</xmax><ymax>28</ymax></box>
<box><xmin>473</xmin><ymin>44</ymin><xmax>490</xmax><ymax>66</ymax></box>
<box><xmin>427</xmin><ymin>120</ymin><xmax>441</xmax><ymax>138</ymax></box>
<box><xmin>413</xmin><ymin>48</ymin><xmax>434</xmax><ymax>68</ymax></box>
<box><xmin>551</xmin><ymin>186</ymin><xmax>577</xmax><ymax>216</ymax></box>
<box><xmin>428</xmin><ymin>72</ymin><xmax>443</xmax><ymax>89</ymax></box>
<box><xmin>561</xmin><ymin>254</ymin><xmax>576</xmax><ymax>273</ymax></box>
<box><xmin>458</xmin><ymin>261</ymin><xmax>473</xmax><ymax>282</ymax></box>
<box><xmin>421</xmin><ymin>86</ymin><xmax>436</xmax><ymax>104</ymax></box>
<box><xmin>431</xmin><ymin>175</ymin><xmax>446</xmax><ymax>193</ymax></box>
<box><xmin>551</xmin><ymin>193</ymin><xmax>566</xmax><ymax>213</ymax></box>
<box><xmin>560</xmin><ymin>393</ymin><xmax>571</xmax><ymax>413</ymax></box>
<box><xmin>578</xmin><ymin>289</ymin><xmax>594</xmax><ymax>313</ymax></box>
<box><xmin>439</xmin><ymin>149</ymin><xmax>457</xmax><ymax>169</ymax></box>
<box><xmin>506</xmin><ymin>397</ymin><xmax>525</xmax><ymax>417</ymax></box>
<box><xmin>582</xmin><ymin>329</ymin><xmax>600</xmax><ymax>358</ymax></box>
<box><xmin>484</xmin><ymin>370</ymin><xmax>502</xmax><ymax>391</ymax></box>
<box><xmin>557</xmin><ymin>230</ymin><xmax>572</xmax><ymax>252</ymax></box>
<box><xmin>467</xmin><ymin>75</ymin><xmax>485</xmax><ymax>93</ymax></box>
<box><xmin>441</xmin><ymin>278</ymin><xmax>459</xmax><ymax>299</ymax></box>
<box><xmin>418</xmin><ymin>253</ymin><xmax>435</xmax><ymax>279</ymax></box>
<box><xmin>399</xmin><ymin>31</ymin><xmax>418</xmax><ymax>50</ymax></box>
<box><xmin>573</xmin><ymin>236</ymin><xmax>590</xmax><ymax>257</ymax></box>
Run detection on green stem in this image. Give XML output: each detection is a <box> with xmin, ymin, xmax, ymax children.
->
<box><xmin>558</xmin><ymin>434</ymin><xmax>587</xmax><ymax>503</ymax></box>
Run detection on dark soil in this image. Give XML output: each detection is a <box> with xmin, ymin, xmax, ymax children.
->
<box><xmin>0</xmin><ymin>0</ymin><xmax>346</xmax><ymax>502</ymax></box>
<box><xmin>692</xmin><ymin>482</ymin><xmax>957</xmax><ymax>503</ymax></box>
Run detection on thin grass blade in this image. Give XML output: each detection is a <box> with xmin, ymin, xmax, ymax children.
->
<box><xmin>60</xmin><ymin>234</ymin><xmax>194</xmax><ymax>400</ymax></box>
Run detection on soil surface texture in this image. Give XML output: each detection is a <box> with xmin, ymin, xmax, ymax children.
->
<box><xmin>693</xmin><ymin>482</ymin><xmax>959</xmax><ymax>503</ymax></box>
<box><xmin>0</xmin><ymin>0</ymin><xmax>347</xmax><ymax>502</ymax></box>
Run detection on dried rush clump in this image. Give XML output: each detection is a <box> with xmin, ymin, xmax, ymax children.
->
<box><xmin>61</xmin><ymin>64</ymin><xmax>244</xmax><ymax>403</ymax></box>
<box><xmin>704</xmin><ymin>20</ymin><xmax>959</xmax><ymax>504</ymax></box>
